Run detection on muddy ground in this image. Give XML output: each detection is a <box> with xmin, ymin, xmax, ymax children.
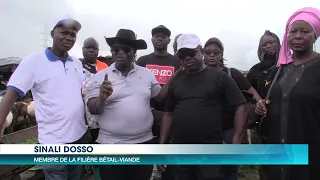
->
<box><xmin>20</xmin><ymin>166</ymin><xmax>259</xmax><ymax>180</ymax></box>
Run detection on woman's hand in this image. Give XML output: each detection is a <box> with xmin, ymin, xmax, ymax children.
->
<box><xmin>255</xmin><ymin>99</ymin><xmax>271</xmax><ymax>115</ymax></box>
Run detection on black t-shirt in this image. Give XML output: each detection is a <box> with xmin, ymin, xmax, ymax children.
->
<box><xmin>222</xmin><ymin>67</ymin><xmax>252</xmax><ymax>130</ymax></box>
<box><xmin>164</xmin><ymin>67</ymin><xmax>247</xmax><ymax>144</ymax></box>
<box><xmin>136</xmin><ymin>53</ymin><xmax>181</xmax><ymax>111</ymax></box>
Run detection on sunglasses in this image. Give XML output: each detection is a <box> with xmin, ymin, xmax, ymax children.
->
<box><xmin>204</xmin><ymin>49</ymin><xmax>222</xmax><ymax>56</ymax></box>
<box><xmin>176</xmin><ymin>49</ymin><xmax>197</xmax><ymax>60</ymax></box>
<box><xmin>111</xmin><ymin>45</ymin><xmax>132</xmax><ymax>54</ymax></box>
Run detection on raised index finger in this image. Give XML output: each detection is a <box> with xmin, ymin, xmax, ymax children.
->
<box><xmin>104</xmin><ymin>73</ymin><xmax>108</xmax><ymax>81</ymax></box>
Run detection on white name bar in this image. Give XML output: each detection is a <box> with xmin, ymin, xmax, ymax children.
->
<box><xmin>0</xmin><ymin>144</ymin><xmax>293</xmax><ymax>155</ymax></box>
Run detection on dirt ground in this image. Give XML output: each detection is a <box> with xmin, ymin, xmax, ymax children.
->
<box><xmin>239</xmin><ymin>166</ymin><xmax>259</xmax><ymax>180</ymax></box>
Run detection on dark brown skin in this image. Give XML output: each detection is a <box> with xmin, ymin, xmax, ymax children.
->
<box><xmin>204</xmin><ymin>43</ymin><xmax>262</xmax><ymax>101</ymax></box>
<box><xmin>87</xmin><ymin>43</ymin><xmax>182</xmax><ymax>115</ymax></box>
<box><xmin>232</xmin><ymin>104</ymin><xmax>248</xmax><ymax>144</ymax></box>
<box><xmin>82</xmin><ymin>37</ymin><xmax>99</xmax><ymax>64</ymax></box>
<box><xmin>0</xmin><ymin>90</ymin><xmax>18</xmax><ymax>143</ymax></box>
<box><xmin>260</xmin><ymin>35</ymin><xmax>278</xmax><ymax>56</ymax></box>
<box><xmin>158</xmin><ymin>112</ymin><xmax>172</xmax><ymax>172</ymax></box>
<box><xmin>50</xmin><ymin>26</ymin><xmax>78</xmax><ymax>59</ymax></box>
<box><xmin>256</xmin><ymin>20</ymin><xmax>319</xmax><ymax>115</ymax></box>
<box><xmin>159</xmin><ymin>112</ymin><xmax>172</xmax><ymax>144</ymax></box>
<box><xmin>179</xmin><ymin>47</ymin><xmax>206</xmax><ymax>74</ymax></box>
<box><xmin>152</xmin><ymin>32</ymin><xmax>170</xmax><ymax>56</ymax></box>
<box><xmin>288</xmin><ymin>20</ymin><xmax>319</xmax><ymax>65</ymax></box>
<box><xmin>203</xmin><ymin>43</ymin><xmax>223</xmax><ymax>68</ymax></box>
<box><xmin>87</xmin><ymin>73</ymin><xmax>113</xmax><ymax>115</ymax></box>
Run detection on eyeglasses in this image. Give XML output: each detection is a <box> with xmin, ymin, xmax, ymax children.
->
<box><xmin>111</xmin><ymin>45</ymin><xmax>132</xmax><ymax>54</ymax></box>
<box><xmin>204</xmin><ymin>49</ymin><xmax>222</xmax><ymax>56</ymax></box>
<box><xmin>176</xmin><ymin>49</ymin><xmax>197</xmax><ymax>60</ymax></box>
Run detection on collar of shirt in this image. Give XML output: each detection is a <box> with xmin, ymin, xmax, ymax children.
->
<box><xmin>110</xmin><ymin>63</ymin><xmax>138</xmax><ymax>76</ymax></box>
<box><xmin>45</xmin><ymin>48</ymin><xmax>73</xmax><ymax>62</ymax></box>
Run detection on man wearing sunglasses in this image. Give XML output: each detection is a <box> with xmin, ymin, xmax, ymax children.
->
<box><xmin>86</xmin><ymin>29</ymin><xmax>173</xmax><ymax>180</ymax></box>
<box><xmin>159</xmin><ymin>34</ymin><xmax>249</xmax><ymax>180</ymax></box>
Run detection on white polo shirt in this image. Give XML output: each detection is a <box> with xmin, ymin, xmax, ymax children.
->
<box><xmin>7</xmin><ymin>48</ymin><xmax>88</xmax><ymax>144</ymax></box>
<box><xmin>86</xmin><ymin>63</ymin><xmax>161</xmax><ymax>144</ymax></box>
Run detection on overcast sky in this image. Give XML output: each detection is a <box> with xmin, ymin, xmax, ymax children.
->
<box><xmin>1</xmin><ymin>0</ymin><xmax>320</xmax><ymax>70</ymax></box>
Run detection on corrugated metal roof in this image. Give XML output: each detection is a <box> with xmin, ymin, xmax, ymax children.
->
<box><xmin>0</xmin><ymin>57</ymin><xmax>22</xmax><ymax>66</ymax></box>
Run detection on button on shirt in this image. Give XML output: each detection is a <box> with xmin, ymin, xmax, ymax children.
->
<box><xmin>86</xmin><ymin>63</ymin><xmax>161</xmax><ymax>144</ymax></box>
<box><xmin>7</xmin><ymin>48</ymin><xmax>88</xmax><ymax>144</ymax></box>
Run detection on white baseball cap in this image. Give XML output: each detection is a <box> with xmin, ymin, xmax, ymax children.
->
<box><xmin>52</xmin><ymin>15</ymin><xmax>81</xmax><ymax>32</ymax></box>
<box><xmin>176</xmin><ymin>34</ymin><xmax>202</xmax><ymax>53</ymax></box>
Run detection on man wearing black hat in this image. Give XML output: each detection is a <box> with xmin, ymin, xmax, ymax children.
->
<box><xmin>86</xmin><ymin>29</ymin><xmax>174</xmax><ymax>180</ymax></box>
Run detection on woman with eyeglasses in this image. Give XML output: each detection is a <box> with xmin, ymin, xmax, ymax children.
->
<box><xmin>203</xmin><ymin>37</ymin><xmax>261</xmax><ymax>180</ymax></box>
<box><xmin>203</xmin><ymin>38</ymin><xmax>261</xmax><ymax>101</ymax></box>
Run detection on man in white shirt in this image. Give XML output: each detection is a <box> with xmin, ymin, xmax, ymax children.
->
<box><xmin>86</xmin><ymin>29</ymin><xmax>173</xmax><ymax>180</ymax></box>
<box><xmin>0</xmin><ymin>16</ymin><xmax>89</xmax><ymax>180</ymax></box>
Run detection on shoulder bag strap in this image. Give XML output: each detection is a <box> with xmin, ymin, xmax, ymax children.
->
<box><xmin>265</xmin><ymin>66</ymin><xmax>282</xmax><ymax>100</ymax></box>
<box><xmin>227</xmin><ymin>68</ymin><xmax>232</xmax><ymax>77</ymax></box>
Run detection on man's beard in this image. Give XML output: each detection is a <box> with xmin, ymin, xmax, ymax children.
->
<box><xmin>116</xmin><ymin>61</ymin><xmax>132</xmax><ymax>72</ymax></box>
<box><xmin>154</xmin><ymin>44</ymin><xmax>168</xmax><ymax>51</ymax></box>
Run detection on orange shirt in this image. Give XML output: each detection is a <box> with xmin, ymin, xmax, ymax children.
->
<box><xmin>96</xmin><ymin>60</ymin><xmax>108</xmax><ymax>72</ymax></box>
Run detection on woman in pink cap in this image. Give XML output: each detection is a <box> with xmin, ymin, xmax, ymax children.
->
<box><xmin>255</xmin><ymin>7</ymin><xmax>320</xmax><ymax>180</ymax></box>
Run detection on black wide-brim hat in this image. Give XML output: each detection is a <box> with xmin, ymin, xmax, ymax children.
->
<box><xmin>105</xmin><ymin>29</ymin><xmax>147</xmax><ymax>50</ymax></box>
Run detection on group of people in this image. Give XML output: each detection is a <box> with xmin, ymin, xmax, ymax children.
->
<box><xmin>0</xmin><ymin>6</ymin><xmax>320</xmax><ymax>180</ymax></box>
